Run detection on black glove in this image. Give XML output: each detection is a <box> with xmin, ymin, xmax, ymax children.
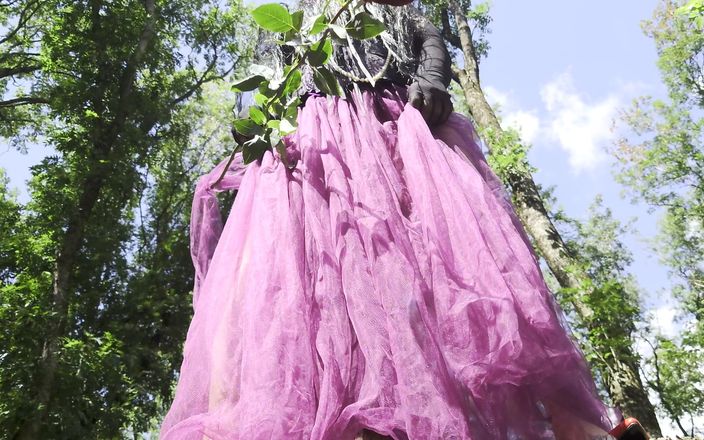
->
<box><xmin>408</xmin><ymin>13</ymin><xmax>453</xmax><ymax>126</ymax></box>
<box><xmin>408</xmin><ymin>77</ymin><xmax>453</xmax><ymax>127</ymax></box>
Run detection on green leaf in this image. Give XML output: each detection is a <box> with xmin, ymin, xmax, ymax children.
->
<box><xmin>286</xmin><ymin>95</ymin><xmax>301</xmax><ymax>109</ymax></box>
<box><xmin>313</xmin><ymin>66</ymin><xmax>342</xmax><ymax>96</ymax></box>
<box><xmin>310</xmin><ymin>14</ymin><xmax>328</xmax><ymax>35</ymax></box>
<box><xmin>283</xmin><ymin>12</ymin><xmax>303</xmax><ymax>43</ymax></box>
<box><xmin>251</xmin><ymin>4</ymin><xmax>294</xmax><ymax>33</ymax></box>
<box><xmin>232</xmin><ymin>75</ymin><xmax>266</xmax><ymax>92</ymax></box>
<box><xmin>308</xmin><ymin>38</ymin><xmax>333</xmax><ymax>67</ymax></box>
<box><xmin>346</xmin><ymin>12</ymin><xmax>385</xmax><ymax>40</ymax></box>
<box><xmin>254</xmin><ymin>92</ymin><xmax>268</xmax><ymax>106</ymax></box>
<box><xmin>270</xmin><ymin>100</ymin><xmax>284</xmax><ymax>117</ymax></box>
<box><xmin>242</xmin><ymin>135</ymin><xmax>270</xmax><ymax>164</ymax></box>
<box><xmin>283</xmin><ymin>69</ymin><xmax>303</xmax><ymax>95</ymax></box>
<box><xmin>291</xmin><ymin>10</ymin><xmax>304</xmax><ymax>31</ymax></box>
<box><xmin>233</xmin><ymin>118</ymin><xmax>261</xmax><ymax>136</ymax></box>
<box><xmin>283</xmin><ymin>32</ymin><xmax>301</xmax><ymax>44</ymax></box>
<box><xmin>249</xmin><ymin>106</ymin><xmax>267</xmax><ymax>125</ymax></box>
<box><xmin>284</xmin><ymin>99</ymin><xmax>300</xmax><ymax>124</ymax></box>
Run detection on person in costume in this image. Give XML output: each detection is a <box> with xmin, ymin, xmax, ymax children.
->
<box><xmin>160</xmin><ymin>1</ymin><xmax>649</xmax><ymax>439</ymax></box>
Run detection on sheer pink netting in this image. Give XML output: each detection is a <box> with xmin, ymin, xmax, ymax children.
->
<box><xmin>161</xmin><ymin>86</ymin><xmax>620</xmax><ymax>440</ymax></box>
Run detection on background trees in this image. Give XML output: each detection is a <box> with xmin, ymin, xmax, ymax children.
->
<box><xmin>614</xmin><ymin>0</ymin><xmax>704</xmax><ymax>436</ymax></box>
<box><xmin>0</xmin><ymin>1</ymin><xmax>251</xmax><ymax>437</ymax></box>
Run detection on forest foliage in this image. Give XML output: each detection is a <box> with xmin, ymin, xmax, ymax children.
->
<box><xmin>612</xmin><ymin>0</ymin><xmax>704</xmax><ymax>435</ymax></box>
<box><xmin>1</xmin><ymin>0</ymin><xmax>703</xmax><ymax>438</ymax></box>
<box><xmin>1</xmin><ymin>0</ymin><xmax>252</xmax><ymax>437</ymax></box>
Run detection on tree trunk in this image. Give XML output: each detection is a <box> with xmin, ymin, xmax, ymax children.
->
<box><xmin>445</xmin><ymin>0</ymin><xmax>662</xmax><ymax>435</ymax></box>
<box><xmin>14</xmin><ymin>169</ymin><xmax>108</xmax><ymax>440</ymax></box>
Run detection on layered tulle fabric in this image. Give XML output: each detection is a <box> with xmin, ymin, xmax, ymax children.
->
<box><xmin>161</xmin><ymin>87</ymin><xmax>618</xmax><ymax>439</ymax></box>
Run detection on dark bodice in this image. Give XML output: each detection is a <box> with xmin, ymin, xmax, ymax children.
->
<box><xmin>254</xmin><ymin>5</ymin><xmax>429</xmax><ymax>95</ymax></box>
<box><xmin>329</xmin><ymin>35</ymin><xmax>417</xmax><ymax>88</ymax></box>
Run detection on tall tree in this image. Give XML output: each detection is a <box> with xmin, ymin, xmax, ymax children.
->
<box><xmin>554</xmin><ymin>196</ymin><xmax>645</xmax><ymax>401</ymax></box>
<box><xmin>615</xmin><ymin>0</ymin><xmax>703</xmax><ymax>336</ymax></box>
<box><xmin>0</xmin><ymin>1</ymin><xmax>252</xmax><ymax>438</ymax></box>
<box><xmin>641</xmin><ymin>334</ymin><xmax>704</xmax><ymax>437</ymax></box>
<box><xmin>615</xmin><ymin>0</ymin><xmax>704</xmax><ymax>435</ymax></box>
<box><xmin>420</xmin><ymin>0</ymin><xmax>662</xmax><ymax>434</ymax></box>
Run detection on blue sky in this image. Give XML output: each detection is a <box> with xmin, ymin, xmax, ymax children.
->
<box><xmin>481</xmin><ymin>2</ymin><xmax>691</xmax><ymax>433</ymax></box>
<box><xmin>0</xmin><ymin>0</ymin><xmax>688</xmax><ymax>434</ymax></box>
<box><xmin>479</xmin><ymin>1</ymin><xmax>672</xmax><ymax>306</ymax></box>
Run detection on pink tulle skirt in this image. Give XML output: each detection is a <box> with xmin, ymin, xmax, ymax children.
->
<box><xmin>160</xmin><ymin>86</ymin><xmax>618</xmax><ymax>439</ymax></box>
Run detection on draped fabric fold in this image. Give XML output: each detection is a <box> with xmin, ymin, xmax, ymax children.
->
<box><xmin>190</xmin><ymin>154</ymin><xmax>246</xmax><ymax>308</ymax></box>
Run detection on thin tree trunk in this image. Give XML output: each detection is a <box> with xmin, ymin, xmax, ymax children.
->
<box><xmin>445</xmin><ymin>0</ymin><xmax>662</xmax><ymax>435</ymax></box>
<box><xmin>14</xmin><ymin>169</ymin><xmax>108</xmax><ymax>440</ymax></box>
<box><xmin>14</xmin><ymin>2</ymin><xmax>157</xmax><ymax>438</ymax></box>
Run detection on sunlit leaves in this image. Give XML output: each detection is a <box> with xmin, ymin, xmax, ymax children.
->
<box><xmin>282</xmin><ymin>68</ymin><xmax>303</xmax><ymax>95</ymax></box>
<box><xmin>677</xmin><ymin>0</ymin><xmax>704</xmax><ymax>27</ymax></box>
<box><xmin>309</xmin><ymin>14</ymin><xmax>328</xmax><ymax>35</ymax></box>
<box><xmin>614</xmin><ymin>1</ymin><xmax>704</xmax><ymax>432</ymax></box>
<box><xmin>291</xmin><ymin>10</ymin><xmax>304</xmax><ymax>31</ymax></box>
<box><xmin>248</xmin><ymin>106</ymin><xmax>267</xmax><ymax>125</ymax></box>
<box><xmin>230</xmin><ymin>0</ymin><xmax>376</xmax><ymax>165</ymax></box>
<box><xmin>483</xmin><ymin>127</ymin><xmax>535</xmax><ymax>181</ymax></box>
<box><xmin>308</xmin><ymin>38</ymin><xmax>333</xmax><ymax>66</ymax></box>
<box><xmin>0</xmin><ymin>0</ymin><xmax>253</xmax><ymax>437</ymax></box>
<box><xmin>251</xmin><ymin>4</ymin><xmax>296</xmax><ymax>33</ymax></box>
<box><xmin>232</xmin><ymin>75</ymin><xmax>266</xmax><ymax>92</ymax></box>
<box><xmin>346</xmin><ymin>12</ymin><xmax>385</xmax><ymax>40</ymax></box>
<box><xmin>313</xmin><ymin>66</ymin><xmax>342</xmax><ymax>96</ymax></box>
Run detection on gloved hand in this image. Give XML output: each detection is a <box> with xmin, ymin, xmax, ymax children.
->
<box><xmin>408</xmin><ymin>11</ymin><xmax>454</xmax><ymax>126</ymax></box>
<box><xmin>408</xmin><ymin>78</ymin><xmax>453</xmax><ymax>127</ymax></box>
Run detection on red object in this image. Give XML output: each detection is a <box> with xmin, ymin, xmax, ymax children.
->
<box><xmin>609</xmin><ymin>418</ymin><xmax>648</xmax><ymax>440</ymax></box>
<box><xmin>368</xmin><ymin>0</ymin><xmax>413</xmax><ymax>5</ymax></box>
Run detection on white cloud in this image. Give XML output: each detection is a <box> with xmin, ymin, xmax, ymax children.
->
<box><xmin>540</xmin><ymin>71</ymin><xmax>619</xmax><ymax>172</ymax></box>
<box><xmin>650</xmin><ymin>305</ymin><xmax>679</xmax><ymax>338</ymax></box>
<box><xmin>504</xmin><ymin>111</ymin><xmax>541</xmax><ymax>145</ymax></box>
<box><xmin>484</xmin><ymin>86</ymin><xmax>541</xmax><ymax>145</ymax></box>
<box><xmin>484</xmin><ymin>85</ymin><xmax>509</xmax><ymax>110</ymax></box>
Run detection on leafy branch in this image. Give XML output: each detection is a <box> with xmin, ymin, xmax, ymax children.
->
<box><xmin>212</xmin><ymin>0</ymin><xmax>385</xmax><ymax>187</ymax></box>
<box><xmin>677</xmin><ymin>0</ymin><xmax>704</xmax><ymax>27</ymax></box>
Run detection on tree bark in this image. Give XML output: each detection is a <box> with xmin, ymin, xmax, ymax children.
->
<box><xmin>13</xmin><ymin>2</ymin><xmax>157</xmax><ymax>438</ymax></box>
<box><xmin>0</xmin><ymin>64</ymin><xmax>42</xmax><ymax>80</ymax></box>
<box><xmin>445</xmin><ymin>0</ymin><xmax>662</xmax><ymax>436</ymax></box>
<box><xmin>14</xmin><ymin>169</ymin><xmax>108</xmax><ymax>440</ymax></box>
